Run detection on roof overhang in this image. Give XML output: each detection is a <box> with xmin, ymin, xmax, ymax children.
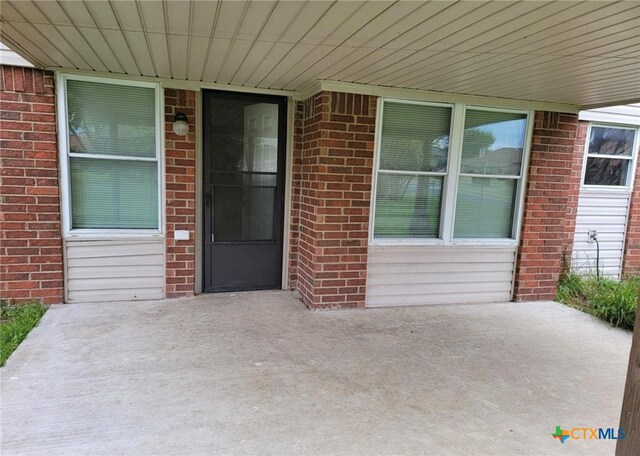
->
<box><xmin>1</xmin><ymin>1</ymin><xmax>639</xmax><ymax>110</ymax></box>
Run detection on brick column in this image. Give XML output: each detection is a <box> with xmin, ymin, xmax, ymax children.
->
<box><xmin>287</xmin><ymin>101</ymin><xmax>305</xmax><ymax>290</ymax></box>
<box><xmin>622</xmin><ymin>153</ymin><xmax>640</xmax><ymax>277</ymax></box>
<box><xmin>164</xmin><ymin>89</ymin><xmax>196</xmax><ymax>298</ymax></box>
<box><xmin>514</xmin><ymin>112</ymin><xmax>583</xmax><ymax>301</ymax></box>
<box><xmin>0</xmin><ymin>66</ymin><xmax>63</xmax><ymax>304</ymax></box>
<box><xmin>295</xmin><ymin>91</ymin><xmax>376</xmax><ymax>309</ymax></box>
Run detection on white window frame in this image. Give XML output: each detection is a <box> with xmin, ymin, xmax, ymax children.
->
<box><xmin>580</xmin><ymin>122</ymin><xmax>640</xmax><ymax>193</ymax></box>
<box><xmin>369</xmin><ymin>98</ymin><xmax>533</xmax><ymax>247</ymax></box>
<box><xmin>57</xmin><ymin>73</ymin><xmax>164</xmax><ymax>238</ymax></box>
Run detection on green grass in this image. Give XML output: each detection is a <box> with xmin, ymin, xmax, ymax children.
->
<box><xmin>556</xmin><ymin>273</ymin><xmax>638</xmax><ymax>331</ymax></box>
<box><xmin>0</xmin><ymin>301</ymin><xmax>46</xmax><ymax>367</ymax></box>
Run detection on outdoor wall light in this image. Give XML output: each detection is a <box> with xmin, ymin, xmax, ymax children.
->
<box><xmin>173</xmin><ymin>113</ymin><xmax>189</xmax><ymax>136</ymax></box>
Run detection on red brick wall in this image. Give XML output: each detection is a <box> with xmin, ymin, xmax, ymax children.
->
<box><xmin>514</xmin><ymin>111</ymin><xmax>583</xmax><ymax>301</ymax></box>
<box><xmin>295</xmin><ymin>91</ymin><xmax>376</xmax><ymax>309</ymax></box>
<box><xmin>288</xmin><ymin>101</ymin><xmax>305</xmax><ymax>290</ymax></box>
<box><xmin>164</xmin><ymin>89</ymin><xmax>196</xmax><ymax>298</ymax></box>
<box><xmin>0</xmin><ymin>66</ymin><xmax>63</xmax><ymax>304</ymax></box>
<box><xmin>623</xmin><ymin>148</ymin><xmax>640</xmax><ymax>277</ymax></box>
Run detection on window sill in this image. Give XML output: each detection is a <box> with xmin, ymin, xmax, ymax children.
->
<box><xmin>370</xmin><ymin>239</ymin><xmax>518</xmax><ymax>248</ymax></box>
<box><xmin>580</xmin><ymin>185</ymin><xmax>632</xmax><ymax>193</ymax></box>
<box><xmin>64</xmin><ymin>230</ymin><xmax>164</xmax><ymax>241</ymax></box>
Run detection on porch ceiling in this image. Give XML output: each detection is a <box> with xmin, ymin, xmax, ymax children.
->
<box><xmin>1</xmin><ymin>0</ymin><xmax>639</xmax><ymax>108</ymax></box>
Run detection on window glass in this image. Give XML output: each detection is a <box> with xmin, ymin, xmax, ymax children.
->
<box><xmin>587</xmin><ymin>126</ymin><xmax>635</xmax><ymax>157</ymax></box>
<box><xmin>380</xmin><ymin>102</ymin><xmax>451</xmax><ymax>173</ymax></box>
<box><xmin>67</xmin><ymin>80</ymin><xmax>156</xmax><ymax>158</ymax></box>
<box><xmin>373</xmin><ymin>101</ymin><xmax>529</xmax><ymax>242</ymax></box>
<box><xmin>584</xmin><ymin>157</ymin><xmax>630</xmax><ymax>186</ymax></box>
<box><xmin>374</xmin><ymin>174</ymin><xmax>443</xmax><ymax>238</ymax></box>
<box><xmin>583</xmin><ymin>126</ymin><xmax>636</xmax><ymax>187</ymax></box>
<box><xmin>70</xmin><ymin>158</ymin><xmax>158</xmax><ymax>229</ymax></box>
<box><xmin>66</xmin><ymin>79</ymin><xmax>159</xmax><ymax>230</ymax></box>
<box><xmin>454</xmin><ymin>177</ymin><xmax>516</xmax><ymax>238</ymax></box>
<box><xmin>460</xmin><ymin>110</ymin><xmax>527</xmax><ymax>176</ymax></box>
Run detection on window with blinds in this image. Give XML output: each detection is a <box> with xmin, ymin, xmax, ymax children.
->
<box><xmin>64</xmin><ymin>78</ymin><xmax>160</xmax><ymax>230</ymax></box>
<box><xmin>374</xmin><ymin>102</ymin><xmax>451</xmax><ymax>238</ymax></box>
<box><xmin>373</xmin><ymin>100</ymin><xmax>530</xmax><ymax>242</ymax></box>
<box><xmin>454</xmin><ymin>109</ymin><xmax>527</xmax><ymax>238</ymax></box>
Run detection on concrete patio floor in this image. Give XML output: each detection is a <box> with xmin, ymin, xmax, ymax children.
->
<box><xmin>1</xmin><ymin>291</ymin><xmax>632</xmax><ymax>456</ymax></box>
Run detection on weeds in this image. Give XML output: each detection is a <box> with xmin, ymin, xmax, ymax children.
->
<box><xmin>557</xmin><ymin>273</ymin><xmax>638</xmax><ymax>331</ymax></box>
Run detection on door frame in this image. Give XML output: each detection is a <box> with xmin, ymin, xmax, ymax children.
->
<box><xmin>198</xmin><ymin>89</ymin><xmax>289</xmax><ymax>293</ymax></box>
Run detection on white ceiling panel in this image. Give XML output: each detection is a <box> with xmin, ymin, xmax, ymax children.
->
<box><xmin>191</xmin><ymin>1</ymin><xmax>220</xmax><ymax>37</ymax></box>
<box><xmin>201</xmin><ymin>38</ymin><xmax>231</xmax><ymax>82</ymax></box>
<box><xmin>76</xmin><ymin>26</ymin><xmax>124</xmax><ymax>74</ymax></box>
<box><xmin>166</xmin><ymin>0</ymin><xmax>192</xmax><ymax>36</ymax></box>
<box><xmin>169</xmin><ymin>34</ymin><xmax>189</xmax><ymax>80</ymax></box>
<box><xmin>83</xmin><ymin>1</ymin><xmax>120</xmax><ymax>30</ymax></box>
<box><xmin>215</xmin><ymin>39</ymin><xmax>255</xmax><ymax>84</ymax></box>
<box><xmin>100</xmin><ymin>29</ymin><xmax>140</xmax><ymax>74</ymax></box>
<box><xmin>187</xmin><ymin>35</ymin><xmax>212</xmax><ymax>81</ymax></box>
<box><xmin>393</xmin><ymin>1</ymin><xmax>511</xmax><ymax>51</ymax></box>
<box><xmin>55</xmin><ymin>25</ymin><xmax>108</xmax><ymax>72</ymax></box>
<box><xmin>110</xmin><ymin>1</ymin><xmax>144</xmax><ymax>32</ymax></box>
<box><xmin>125</xmin><ymin>31</ymin><xmax>157</xmax><ymax>77</ymax></box>
<box><xmin>138</xmin><ymin>1</ymin><xmax>166</xmax><ymax>34</ymax></box>
<box><xmin>1</xmin><ymin>0</ymin><xmax>638</xmax><ymax>107</ymax></box>
<box><xmin>240</xmin><ymin>42</ymin><xmax>294</xmax><ymax>87</ymax></box>
<box><xmin>34</xmin><ymin>1</ymin><xmax>74</xmax><ymax>26</ymax></box>
<box><xmin>146</xmin><ymin>32</ymin><xmax>171</xmax><ymax>79</ymax></box>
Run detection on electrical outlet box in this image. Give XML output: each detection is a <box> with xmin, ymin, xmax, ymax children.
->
<box><xmin>587</xmin><ymin>229</ymin><xmax>597</xmax><ymax>243</ymax></box>
<box><xmin>174</xmin><ymin>230</ymin><xmax>190</xmax><ymax>241</ymax></box>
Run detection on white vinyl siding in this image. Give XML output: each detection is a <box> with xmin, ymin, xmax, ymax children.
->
<box><xmin>572</xmin><ymin>116</ymin><xmax>639</xmax><ymax>279</ymax></box>
<box><xmin>65</xmin><ymin>240</ymin><xmax>165</xmax><ymax>302</ymax></box>
<box><xmin>366</xmin><ymin>245</ymin><xmax>516</xmax><ymax>307</ymax></box>
<box><xmin>572</xmin><ymin>191</ymin><xmax>630</xmax><ymax>279</ymax></box>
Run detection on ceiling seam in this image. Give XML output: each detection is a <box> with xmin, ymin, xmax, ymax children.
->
<box><xmin>401</xmin><ymin>2</ymin><xmax>639</xmax><ymax>89</ymax></box>
<box><xmin>213</xmin><ymin>1</ymin><xmax>251</xmax><ymax>83</ymax></box>
<box><xmin>81</xmin><ymin>0</ymin><xmax>127</xmax><ymax>73</ymax></box>
<box><xmin>237</xmin><ymin>0</ymin><xmax>306</xmax><ymax>87</ymax></box>
<box><xmin>30</xmin><ymin>1</ymin><xmax>95</xmax><ymax>70</ymax></box>
<box><xmin>198</xmin><ymin>0</ymin><xmax>221</xmax><ymax>82</ymax></box>
<box><xmin>340</xmin><ymin>0</ymin><xmax>519</xmax><ymax>83</ymax></box>
<box><xmin>255</xmin><ymin>0</ymin><xmax>338</xmax><ymax>88</ymax></box>
<box><xmin>322</xmin><ymin>1</ymin><xmax>452</xmax><ymax>81</ymax></box>
<box><xmin>185</xmin><ymin>0</ymin><xmax>194</xmax><ymax>80</ymax></box>
<box><xmin>56</xmin><ymin>0</ymin><xmax>111</xmax><ymax>72</ymax></box>
<box><xmin>6</xmin><ymin>2</ymin><xmax>80</xmax><ymax>69</ymax></box>
<box><xmin>107</xmin><ymin>0</ymin><xmax>142</xmax><ymax>75</ymax></box>
<box><xmin>134</xmin><ymin>0</ymin><xmax>159</xmax><ymax>77</ymax></box>
<box><xmin>279</xmin><ymin>0</ymin><xmax>400</xmax><ymax>89</ymax></box>
<box><xmin>269</xmin><ymin>1</ymin><xmax>375</xmax><ymax>88</ymax></box>
<box><xmin>0</xmin><ymin>28</ymin><xmax>46</xmax><ymax>68</ymax></box>
<box><xmin>162</xmin><ymin>0</ymin><xmax>172</xmax><ymax>79</ymax></box>
<box><xmin>228</xmin><ymin>0</ymin><xmax>279</xmax><ymax>84</ymax></box>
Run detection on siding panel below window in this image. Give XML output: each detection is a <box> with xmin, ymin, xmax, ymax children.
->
<box><xmin>366</xmin><ymin>245</ymin><xmax>516</xmax><ymax>307</ymax></box>
<box><xmin>65</xmin><ymin>239</ymin><xmax>165</xmax><ymax>302</ymax></box>
<box><xmin>572</xmin><ymin>190</ymin><xmax>630</xmax><ymax>279</ymax></box>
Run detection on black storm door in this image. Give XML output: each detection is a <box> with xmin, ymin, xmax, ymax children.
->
<box><xmin>202</xmin><ymin>90</ymin><xmax>286</xmax><ymax>292</ymax></box>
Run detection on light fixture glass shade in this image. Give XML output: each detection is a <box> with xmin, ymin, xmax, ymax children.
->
<box><xmin>173</xmin><ymin>113</ymin><xmax>189</xmax><ymax>135</ymax></box>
